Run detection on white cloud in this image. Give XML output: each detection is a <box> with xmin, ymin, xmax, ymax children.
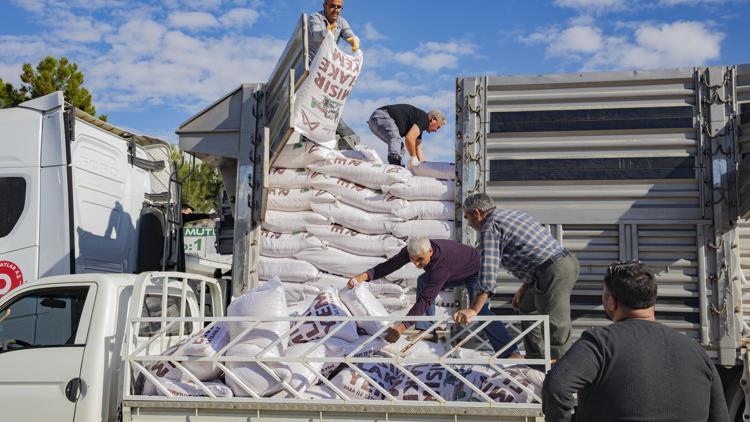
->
<box><xmin>219</xmin><ymin>8</ymin><xmax>260</xmax><ymax>28</ymax></box>
<box><xmin>0</xmin><ymin>62</ymin><xmax>24</xmax><ymax>86</ymax></box>
<box><xmin>372</xmin><ymin>41</ymin><xmax>478</xmax><ymax>73</ymax></box>
<box><xmin>362</xmin><ymin>22</ymin><xmax>386</xmax><ymax>41</ymax></box>
<box><xmin>167</xmin><ymin>11</ymin><xmax>220</xmax><ymax>30</ymax></box>
<box><xmin>522</xmin><ymin>20</ymin><xmax>724</xmax><ymax>70</ymax></box>
<box><xmin>589</xmin><ymin>21</ymin><xmax>724</xmax><ymax>69</ymax></box>
<box><xmin>356</xmin><ymin>72</ymin><xmax>427</xmax><ymax>94</ymax></box>
<box><xmin>549</xmin><ymin>25</ymin><xmax>604</xmax><ymax>56</ymax></box>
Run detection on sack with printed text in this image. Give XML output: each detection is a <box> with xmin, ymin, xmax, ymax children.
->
<box><xmin>294</xmin><ymin>31</ymin><xmax>363</xmax><ymax>144</ymax></box>
<box><xmin>290</xmin><ymin>288</ymin><xmax>359</xmax><ymax>343</ymax></box>
<box><xmin>308</xmin><ymin>157</ymin><xmax>411</xmax><ymax>190</ymax></box>
<box><xmin>309</xmin><ymin>173</ymin><xmax>408</xmax><ymax>214</ymax></box>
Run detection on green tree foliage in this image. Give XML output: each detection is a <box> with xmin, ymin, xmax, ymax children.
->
<box><xmin>0</xmin><ymin>78</ymin><xmax>24</xmax><ymax>108</ymax></box>
<box><xmin>171</xmin><ymin>146</ymin><xmax>224</xmax><ymax>213</ymax></box>
<box><xmin>1</xmin><ymin>56</ymin><xmax>107</xmax><ymax>121</ymax></box>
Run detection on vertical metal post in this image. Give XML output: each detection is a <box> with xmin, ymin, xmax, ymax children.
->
<box><xmin>456</xmin><ymin>76</ymin><xmax>485</xmax><ymax>246</ymax></box>
<box><xmin>231</xmin><ymin>84</ymin><xmax>264</xmax><ymax>297</ymax></box>
<box><xmin>703</xmin><ymin>66</ymin><xmax>743</xmax><ymax>366</ymax></box>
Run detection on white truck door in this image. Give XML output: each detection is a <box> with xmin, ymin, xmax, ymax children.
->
<box><xmin>0</xmin><ymin>283</ymin><xmax>95</xmax><ymax>421</ymax></box>
<box><xmin>0</xmin><ymin>106</ymin><xmax>44</xmax><ymax>296</ymax></box>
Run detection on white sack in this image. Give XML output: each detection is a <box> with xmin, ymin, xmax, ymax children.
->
<box><xmin>378</xmin><ymin>295</ymin><xmax>409</xmax><ymax>311</ymax></box>
<box><xmin>144</xmin><ymin>378</ymin><xmax>233</xmax><ymax>397</ymax></box>
<box><xmin>274</xmin><ymin>344</ymin><xmax>326</xmax><ymax>392</ymax></box>
<box><xmin>409</xmin><ymin>161</ymin><xmax>455</xmax><ymax>180</ymax></box>
<box><xmin>225</xmin><ymin>343</ymin><xmax>287</xmax><ymax>397</ymax></box>
<box><xmin>259</xmin><ymin>257</ymin><xmax>319</xmax><ymax>283</ymax></box>
<box><xmin>274</xmin><ymin>141</ymin><xmax>335</xmax><ymax>169</ymax></box>
<box><xmin>389</xmin><ymin>363</ymin><xmax>458</xmax><ymax>401</ymax></box>
<box><xmin>390</xmin><ymin>220</ymin><xmax>454</xmax><ymax>240</ymax></box>
<box><xmin>475</xmin><ymin>366</ymin><xmax>544</xmax><ymax>403</ymax></box>
<box><xmin>290</xmin><ymin>288</ymin><xmax>359</xmax><ymax>343</ymax></box>
<box><xmin>309</xmin><ymin>173</ymin><xmax>408</xmax><ymax>214</ymax></box>
<box><xmin>267</xmin><ymin>188</ymin><xmax>334</xmax><ymax>212</ymax></box>
<box><xmin>330</xmin><ymin>363</ymin><xmax>399</xmax><ymax>400</ymax></box>
<box><xmin>382</xmin><ymin>338</ymin><xmax>447</xmax><ymax>360</ymax></box>
<box><xmin>309</xmin><ymin>272</ymin><xmax>350</xmax><ymax>291</ymax></box>
<box><xmin>268</xmin><ymin>167</ymin><xmax>312</xmax><ymax>189</ymax></box>
<box><xmin>308</xmin><ymin>157</ymin><xmax>411</xmax><ymax>190</ymax></box>
<box><xmin>382</xmin><ymin>177</ymin><xmax>455</xmax><ymax>201</ymax></box>
<box><xmin>295</xmin><ymin>246</ymin><xmax>386</xmax><ymax>278</ymax></box>
<box><xmin>262</xmin><ymin>210</ymin><xmax>328</xmax><ymax>234</ymax></box>
<box><xmin>279</xmin><ymin>281</ymin><xmax>320</xmax><ymax>303</ymax></box>
<box><xmin>337</xmin><ymin>144</ymin><xmax>383</xmax><ymax>164</ymax></box>
<box><xmin>306</xmin><ymin>224</ymin><xmax>405</xmax><ymax>257</ymax></box>
<box><xmin>340</xmin><ymin>283</ymin><xmax>389</xmax><ymax>334</ymax></box>
<box><xmin>318</xmin><ymin>335</ymin><xmax>386</xmax><ymax>378</ymax></box>
<box><xmin>176</xmin><ymin>322</ymin><xmax>231</xmax><ymax>381</ymax></box>
<box><xmin>311</xmin><ymin>201</ymin><xmax>403</xmax><ymax>235</ymax></box>
<box><xmin>227</xmin><ymin>278</ymin><xmax>289</xmax><ymax>353</ymax></box>
<box><xmin>260</xmin><ymin>231</ymin><xmax>323</xmax><ymax>258</ymax></box>
<box><xmin>294</xmin><ymin>31</ymin><xmax>363</xmax><ymax>144</ymax></box>
<box><xmin>383</xmin><ymin>262</ymin><xmax>424</xmax><ymax>286</ymax></box>
<box><xmin>368</xmin><ymin>281</ymin><xmax>407</xmax><ymax>297</ymax></box>
<box><xmin>393</xmin><ymin>201</ymin><xmax>455</xmax><ymax>221</ymax></box>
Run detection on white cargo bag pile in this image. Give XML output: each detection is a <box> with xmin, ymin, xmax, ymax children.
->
<box><xmin>259</xmin><ymin>137</ymin><xmax>458</xmax><ymax>310</ymax></box>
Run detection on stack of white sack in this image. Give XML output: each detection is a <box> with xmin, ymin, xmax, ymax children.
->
<box><xmin>259</xmin><ymin>137</ymin><xmax>458</xmax><ymax>312</ymax></box>
<box><xmin>141</xmin><ymin>322</ymin><xmax>233</xmax><ymax>397</ymax></box>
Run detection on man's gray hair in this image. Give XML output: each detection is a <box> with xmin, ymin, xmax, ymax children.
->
<box><xmin>407</xmin><ymin>236</ymin><xmax>432</xmax><ymax>256</ymax></box>
<box><xmin>428</xmin><ymin>109</ymin><xmax>445</xmax><ymax>123</ymax></box>
<box><xmin>463</xmin><ymin>193</ymin><xmax>495</xmax><ymax>213</ymax></box>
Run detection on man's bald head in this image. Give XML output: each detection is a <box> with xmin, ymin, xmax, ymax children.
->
<box><xmin>323</xmin><ymin>0</ymin><xmax>343</xmax><ymax>23</ymax></box>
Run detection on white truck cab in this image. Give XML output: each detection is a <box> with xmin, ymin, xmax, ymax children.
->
<box><xmin>0</xmin><ymin>93</ymin><xmax>181</xmax><ymax>301</ymax></box>
<box><xmin>0</xmin><ymin>272</ymin><xmax>215</xmax><ymax>422</ymax></box>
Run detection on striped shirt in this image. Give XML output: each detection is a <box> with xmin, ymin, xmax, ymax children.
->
<box><xmin>478</xmin><ymin>209</ymin><xmax>566</xmax><ymax>293</ymax></box>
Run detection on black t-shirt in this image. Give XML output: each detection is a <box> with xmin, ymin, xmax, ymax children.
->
<box><xmin>379</xmin><ymin>104</ymin><xmax>429</xmax><ymax>139</ymax></box>
<box><xmin>542</xmin><ymin>319</ymin><xmax>729</xmax><ymax>422</ymax></box>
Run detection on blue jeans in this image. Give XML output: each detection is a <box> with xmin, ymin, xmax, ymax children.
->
<box><xmin>415</xmin><ymin>273</ymin><xmax>518</xmax><ymax>358</ymax></box>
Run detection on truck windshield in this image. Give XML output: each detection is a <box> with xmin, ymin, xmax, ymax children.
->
<box><xmin>0</xmin><ymin>177</ymin><xmax>26</xmax><ymax>239</ymax></box>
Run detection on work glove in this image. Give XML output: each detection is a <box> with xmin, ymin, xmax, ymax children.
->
<box><xmin>327</xmin><ymin>23</ymin><xmax>336</xmax><ymax>31</ymax></box>
<box><xmin>408</xmin><ymin>156</ymin><xmax>420</xmax><ymax>169</ymax></box>
<box><xmin>346</xmin><ymin>37</ymin><xmax>360</xmax><ymax>53</ymax></box>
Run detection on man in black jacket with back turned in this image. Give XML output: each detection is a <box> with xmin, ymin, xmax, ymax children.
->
<box><xmin>542</xmin><ymin>261</ymin><xmax>729</xmax><ymax>422</ymax></box>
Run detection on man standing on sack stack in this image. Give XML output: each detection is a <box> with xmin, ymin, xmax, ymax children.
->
<box><xmin>455</xmin><ymin>193</ymin><xmax>580</xmax><ymax>360</ymax></box>
<box><xmin>308</xmin><ymin>0</ymin><xmax>361</xmax><ymax>148</ymax></box>
<box><xmin>367</xmin><ymin>104</ymin><xmax>446</xmax><ymax>167</ymax></box>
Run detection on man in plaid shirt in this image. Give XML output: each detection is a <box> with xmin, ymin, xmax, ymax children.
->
<box><xmin>454</xmin><ymin>193</ymin><xmax>580</xmax><ymax>359</ymax></box>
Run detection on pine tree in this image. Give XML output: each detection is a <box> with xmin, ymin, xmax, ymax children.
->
<box><xmin>171</xmin><ymin>146</ymin><xmax>224</xmax><ymax>213</ymax></box>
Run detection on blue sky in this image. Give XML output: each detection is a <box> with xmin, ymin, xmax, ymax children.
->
<box><xmin>1</xmin><ymin>0</ymin><xmax>748</xmax><ymax>161</ymax></box>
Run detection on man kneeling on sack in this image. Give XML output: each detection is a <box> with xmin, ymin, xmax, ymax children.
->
<box><xmin>367</xmin><ymin>104</ymin><xmax>445</xmax><ymax>167</ymax></box>
<box><xmin>348</xmin><ymin>236</ymin><xmax>520</xmax><ymax>357</ymax></box>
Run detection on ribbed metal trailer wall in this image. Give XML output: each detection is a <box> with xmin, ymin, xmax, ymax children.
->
<box><xmin>456</xmin><ymin>68</ymin><xmax>714</xmax><ymax>344</ymax></box>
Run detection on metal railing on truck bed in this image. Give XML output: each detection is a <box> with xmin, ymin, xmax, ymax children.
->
<box><xmin>121</xmin><ymin>273</ymin><xmax>551</xmax><ymax>422</ymax></box>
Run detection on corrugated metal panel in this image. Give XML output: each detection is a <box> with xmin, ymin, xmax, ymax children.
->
<box><xmin>489</xmin><ymin>224</ymin><xmax>702</xmax><ymax>340</ymax></box>
<box><xmin>738</xmin><ymin>64</ymin><xmax>750</xmax><ymax>155</ymax></box>
<box><xmin>473</xmin><ymin>68</ymin><xmax>710</xmax><ymax>346</ymax></box>
<box><xmin>483</xmin><ymin>69</ymin><xmax>704</xmax><ymax>224</ymax></box>
<box><xmin>737</xmin><ymin>222</ymin><xmax>750</xmax><ymax>330</ymax></box>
